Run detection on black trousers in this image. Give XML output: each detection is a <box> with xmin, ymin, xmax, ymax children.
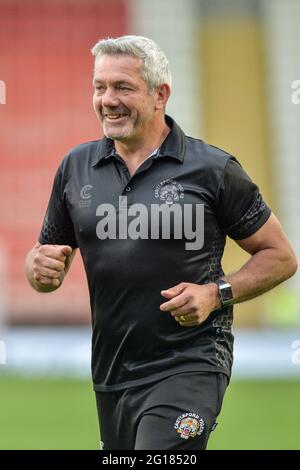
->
<box><xmin>95</xmin><ymin>371</ymin><xmax>229</xmax><ymax>450</ymax></box>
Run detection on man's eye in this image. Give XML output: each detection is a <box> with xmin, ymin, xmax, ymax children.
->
<box><xmin>95</xmin><ymin>86</ymin><xmax>105</xmax><ymax>92</ymax></box>
<box><xmin>118</xmin><ymin>86</ymin><xmax>130</xmax><ymax>91</ymax></box>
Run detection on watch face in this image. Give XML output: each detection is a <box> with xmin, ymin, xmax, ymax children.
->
<box><xmin>221</xmin><ymin>285</ymin><xmax>233</xmax><ymax>303</ymax></box>
<box><xmin>219</xmin><ymin>282</ymin><xmax>233</xmax><ymax>305</ymax></box>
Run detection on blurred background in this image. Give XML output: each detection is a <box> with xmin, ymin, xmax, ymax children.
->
<box><xmin>0</xmin><ymin>0</ymin><xmax>299</xmax><ymax>449</ymax></box>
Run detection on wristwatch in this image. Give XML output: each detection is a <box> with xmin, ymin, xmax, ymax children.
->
<box><xmin>215</xmin><ymin>279</ymin><xmax>234</xmax><ymax>307</ymax></box>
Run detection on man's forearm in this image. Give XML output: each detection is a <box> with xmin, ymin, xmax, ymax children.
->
<box><xmin>225</xmin><ymin>247</ymin><xmax>297</xmax><ymax>304</ymax></box>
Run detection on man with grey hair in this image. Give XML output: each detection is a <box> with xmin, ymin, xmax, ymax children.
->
<box><xmin>25</xmin><ymin>35</ymin><xmax>297</xmax><ymax>450</ymax></box>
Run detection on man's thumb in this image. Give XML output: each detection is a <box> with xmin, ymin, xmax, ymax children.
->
<box><xmin>59</xmin><ymin>245</ymin><xmax>73</xmax><ymax>257</ymax></box>
<box><xmin>161</xmin><ymin>283</ymin><xmax>186</xmax><ymax>299</ymax></box>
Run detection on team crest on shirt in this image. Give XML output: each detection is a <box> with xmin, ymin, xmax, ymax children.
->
<box><xmin>155</xmin><ymin>179</ymin><xmax>184</xmax><ymax>205</ymax></box>
<box><xmin>174</xmin><ymin>413</ymin><xmax>205</xmax><ymax>440</ymax></box>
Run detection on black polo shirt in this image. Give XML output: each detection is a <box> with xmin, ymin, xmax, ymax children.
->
<box><xmin>39</xmin><ymin>115</ymin><xmax>271</xmax><ymax>391</ymax></box>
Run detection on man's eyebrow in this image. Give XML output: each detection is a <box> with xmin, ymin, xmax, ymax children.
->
<box><xmin>93</xmin><ymin>79</ymin><xmax>133</xmax><ymax>86</ymax></box>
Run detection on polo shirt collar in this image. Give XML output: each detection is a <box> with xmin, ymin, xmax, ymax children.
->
<box><xmin>91</xmin><ymin>115</ymin><xmax>185</xmax><ymax>167</ymax></box>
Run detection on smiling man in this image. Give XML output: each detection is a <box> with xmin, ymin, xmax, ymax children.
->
<box><xmin>25</xmin><ymin>35</ymin><xmax>297</xmax><ymax>450</ymax></box>
<box><xmin>92</xmin><ymin>47</ymin><xmax>171</xmax><ymax>174</ymax></box>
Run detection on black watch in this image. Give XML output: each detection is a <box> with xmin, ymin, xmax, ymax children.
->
<box><xmin>215</xmin><ymin>279</ymin><xmax>234</xmax><ymax>307</ymax></box>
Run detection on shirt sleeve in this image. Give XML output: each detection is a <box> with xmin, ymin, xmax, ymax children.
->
<box><xmin>216</xmin><ymin>157</ymin><xmax>271</xmax><ymax>240</ymax></box>
<box><xmin>38</xmin><ymin>163</ymin><xmax>78</xmax><ymax>248</ymax></box>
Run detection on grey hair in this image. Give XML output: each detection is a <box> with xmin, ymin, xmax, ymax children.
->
<box><xmin>91</xmin><ymin>35</ymin><xmax>172</xmax><ymax>93</ymax></box>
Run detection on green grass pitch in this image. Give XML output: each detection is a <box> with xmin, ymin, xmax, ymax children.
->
<box><xmin>0</xmin><ymin>376</ymin><xmax>299</xmax><ymax>449</ymax></box>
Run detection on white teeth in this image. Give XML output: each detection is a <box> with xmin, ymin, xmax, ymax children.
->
<box><xmin>106</xmin><ymin>114</ymin><xmax>126</xmax><ymax>119</ymax></box>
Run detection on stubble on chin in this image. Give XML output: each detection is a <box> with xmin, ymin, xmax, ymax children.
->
<box><xmin>103</xmin><ymin>121</ymin><xmax>135</xmax><ymax>141</ymax></box>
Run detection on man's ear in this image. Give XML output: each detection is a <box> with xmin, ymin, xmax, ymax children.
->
<box><xmin>155</xmin><ymin>83</ymin><xmax>171</xmax><ymax>110</ymax></box>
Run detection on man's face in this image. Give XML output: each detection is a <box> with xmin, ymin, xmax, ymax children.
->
<box><xmin>93</xmin><ymin>54</ymin><xmax>159</xmax><ymax>144</ymax></box>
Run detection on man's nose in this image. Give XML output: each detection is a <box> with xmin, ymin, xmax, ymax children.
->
<box><xmin>101</xmin><ymin>88</ymin><xmax>119</xmax><ymax>107</ymax></box>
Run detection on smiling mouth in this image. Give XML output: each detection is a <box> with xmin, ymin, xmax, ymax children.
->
<box><xmin>104</xmin><ymin>113</ymin><xmax>127</xmax><ymax>121</ymax></box>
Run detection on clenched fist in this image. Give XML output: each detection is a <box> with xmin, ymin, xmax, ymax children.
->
<box><xmin>30</xmin><ymin>243</ymin><xmax>73</xmax><ymax>290</ymax></box>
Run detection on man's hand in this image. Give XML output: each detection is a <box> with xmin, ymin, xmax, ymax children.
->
<box><xmin>31</xmin><ymin>244</ymin><xmax>73</xmax><ymax>291</ymax></box>
<box><xmin>160</xmin><ymin>282</ymin><xmax>220</xmax><ymax>327</ymax></box>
